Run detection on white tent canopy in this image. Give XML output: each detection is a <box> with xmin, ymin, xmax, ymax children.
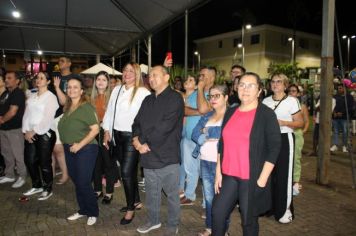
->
<box><xmin>81</xmin><ymin>63</ymin><xmax>122</xmax><ymax>75</ymax></box>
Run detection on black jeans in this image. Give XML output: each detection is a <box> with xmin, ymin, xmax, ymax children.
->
<box><xmin>212</xmin><ymin>175</ymin><xmax>259</xmax><ymax>236</ymax></box>
<box><xmin>93</xmin><ymin>129</ymin><xmax>119</xmax><ymax>194</ymax></box>
<box><xmin>113</xmin><ymin>130</ymin><xmax>140</xmax><ymax>210</ymax></box>
<box><xmin>24</xmin><ymin>130</ymin><xmax>56</xmax><ymax>192</ymax></box>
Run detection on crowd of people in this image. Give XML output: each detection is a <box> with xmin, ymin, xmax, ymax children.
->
<box><xmin>0</xmin><ymin>55</ymin><xmax>355</xmax><ymax>236</ymax></box>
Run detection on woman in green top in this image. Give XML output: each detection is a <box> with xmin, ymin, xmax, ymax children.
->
<box><xmin>58</xmin><ymin>77</ymin><xmax>99</xmax><ymax>226</ymax></box>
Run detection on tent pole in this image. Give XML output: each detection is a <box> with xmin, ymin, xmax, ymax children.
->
<box><xmin>184</xmin><ymin>9</ymin><xmax>188</xmax><ymax>79</ymax></box>
<box><xmin>112</xmin><ymin>56</ymin><xmax>115</xmax><ymax>75</ymax></box>
<box><xmin>148</xmin><ymin>35</ymin><xmax>152</xmax><ymax>74</ymax></box>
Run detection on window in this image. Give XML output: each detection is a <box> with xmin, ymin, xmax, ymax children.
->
<box><xmin>250</xmin><ymin>34</ymin><xmax>260</xmax><ymax>45</ymax></box>
<box><xmin>218</xmin><ymin>40</ymin><xmax>223</xmax><ymax>48</ymax></box>
<box><xmin>281</xmin><ymin>35</ymin><xmax>289</xmax><ymax>46</ymax></box>
<box><xmin>233</xmin><ymin>37</ymin><xmax>242</xmax><ymax>47</ymax></box>
<box><xmin>299</xmin><ymin>38</ymin><xmax>309</xmax><ymax>49</ymax></box>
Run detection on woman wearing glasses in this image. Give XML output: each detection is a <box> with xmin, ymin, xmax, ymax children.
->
<box><xmin>287</xmin><ymin>84</ymin><xmax>309</xmax><ymax>196</ymax></box>
<box><xmin>262</xmin><ymin>74</ymin><xmax>304</xmax><ymax>224</ymax></box>
<box><xmin>102</xmin><ymin>62</ymin><xmax>150</xmax><ymax>225</ymax></box>
<box><xmin>212</xmin><ymin>72</ymin><xmax>281</xmax><ymax>236</ymax></box>
<box><xmin>192</xmin><ymin>84</ymin><xmax>229</xmax><ymax>236</ymax></box>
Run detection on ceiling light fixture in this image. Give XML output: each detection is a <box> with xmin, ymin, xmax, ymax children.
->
<box><xmin>10</xmin><ymin>0</ymin><xmax>21</xmax><ymax>18</ymax></box>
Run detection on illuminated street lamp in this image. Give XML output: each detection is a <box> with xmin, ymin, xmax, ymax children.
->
<box><xmin>241</xmin><ymin>24</ymin><xmax>252</xmax><ymax>66</ymax></box>
<box><xmin>288</xmin><ymin>37</ymin><xmax>295</xmax><ymax>64</ymax></box>
<box><xmin>194</xmin><ymin>51</ymin><xmax>200</xmax><ymax>72</ymax></box>
<box><xmin>342</xmin><ymin>35</ymin><xmax>356</xmax><ymax>71</ymax></box>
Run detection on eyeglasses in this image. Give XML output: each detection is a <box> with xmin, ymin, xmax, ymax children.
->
<box><xmin>271</xmin><ymin>80</ymin><xmax>283</xmax><ymax>85</ymax></box>
<box><xmin>238</xmin><ymin>82</ymin><xmax>258</xmax><ymax>90</ymax></box>
<box><xmin>207</xmin><ymin>94</ymin><xmax>222</xmax><ymax>100</ymax></box>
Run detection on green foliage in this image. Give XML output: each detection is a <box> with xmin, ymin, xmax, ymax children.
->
<box><xmin>268</xmin><ymin>62</ymin><xmax>303</xmax><ymax>82</ymax></box>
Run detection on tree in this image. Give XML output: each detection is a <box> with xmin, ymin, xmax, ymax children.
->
<box><xmin>268</xmin><ymin>62</ymin><xmax>303</xmax><ymax>82</ymax></box>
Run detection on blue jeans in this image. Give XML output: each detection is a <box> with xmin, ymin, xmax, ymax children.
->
<box><xmin>201</xmin><ymin>160</ymin><xmax>216</xmax><ymax>229</ymax></box>
<box><xmin>332</xmin><ymin>119</ymin><xmax>348</xmax><ymax>146</ymax></box>
<box><xmin>179</xmin><ymin>139</ymin><xmax>186</xmax><ymax>192</ymax></box>
<box><xmin>64</xmin><ymin>144</ymin><xmax>99</xmax><ymax>217</ymax></box>
<box><xmin>181</xmin><ymin>137</ymin><xmax>200</xmax><ymax>201</ymax></box>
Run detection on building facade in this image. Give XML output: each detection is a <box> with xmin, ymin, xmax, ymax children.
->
<box><xmin>194</xmin><ymin>24</ymin><xmax>321</xmax><ymax>80</ymax></box>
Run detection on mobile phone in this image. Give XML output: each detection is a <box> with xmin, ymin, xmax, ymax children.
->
<box><xmin>166</xmin><ymin>52</ymin><xmax>172</xmax><ymax>60</ymax></box>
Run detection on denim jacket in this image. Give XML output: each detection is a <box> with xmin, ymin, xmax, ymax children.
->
<box><xmin>191</xmin><ymin>111</ymin><xmax>222</xmax><ymax>158</ymax></box>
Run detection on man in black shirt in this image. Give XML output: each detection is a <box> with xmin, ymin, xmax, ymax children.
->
<box><xmin>0</xmin><ymin>71</ymin><xmax>26</xmax><ymax>188</ymax></box>
<box><xmin>133</xmin><ymin>65</ymin><xmax>184</xmax><ymax>235</ymax></box>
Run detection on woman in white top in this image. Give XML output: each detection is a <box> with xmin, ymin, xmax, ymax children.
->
<box><xmin>262</xmin><ymin>73</ymin><xmax>304</xmax><ymax>224</ymax></box>
<box><xmin>22</xmin><ymin>72</ymin><xmax>59</xmax><ymax>200</ymax></box>
<box><xmin>102</xmin><ymin>62</ymin><xmax>150</xmax><ymax>225</ymax></box>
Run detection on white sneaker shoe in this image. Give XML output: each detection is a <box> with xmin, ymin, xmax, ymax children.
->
<box><xmin>23</xmin><ymin>187</ymin><xmax>43</xmax><ymax>196</ymax></box>
<box><xmin>38</xmin><ymin>191</ymin><xmax>53</xmax><ymax>200</ymax></box>
<box><xmin>342</xmin><ymin>146</ymin><xmax>348</xmax><ymax>153</ymax></box>
<box><xmin>12</xmin><ymin>177</ymin><xmax>25</xmax><ymax>188</ymax></box>
<box><xmin>330</xmin><ymin>145</ymin><xmax>338</xmax><ymax>152</ymax></box>
<box><xmin>0</xmin><ymin>176</ymin><xmax>15</xmax><ymax>184</ymax></box>
<box><xmin>292</xmin><ymin>183</ymin><xmax>301</xmax><ymax>196</ymax></box>
<box><xmin>67</xmin><ymin>213</ymin><xmax>85</xmax><ymax>221</ymax></box>
<box><xmin>87</xmin><ymin>217</ymin><xmax>97</xmax><ymax>226</ymax></box>
<box><xmin>279</xmin><ymin>209</ymin><xmax>293</xmax><ymax>224</ymax></box>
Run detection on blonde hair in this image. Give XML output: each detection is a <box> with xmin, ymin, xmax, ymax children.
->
<box><xmin>271</xmin><ymin>73</ymin><xmax>289</xmax><ymax>88</ymax></box>
<box><xmin>123</xmin><ymin>62</ymin><xmax>144</xmax><ymax>103</ymax></box>
<box><xmin>91</xmin><ymin>71</ymin><xmax>111</xmax><ymax>107</ymax></box>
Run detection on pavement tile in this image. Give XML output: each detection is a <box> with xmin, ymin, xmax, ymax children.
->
<box><xmin>0</xmin><ymin>131</ymin><xmax>356</xmax><ymax>235</ymax></box>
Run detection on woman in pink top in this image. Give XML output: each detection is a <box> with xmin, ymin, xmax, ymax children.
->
<box><xmin>212</xmin><ymin>73</ymin><xmax>281</xmax><ymax>236</ymax></box>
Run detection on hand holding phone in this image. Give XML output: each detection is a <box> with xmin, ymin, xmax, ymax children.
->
<box><xmin>164</xmin><ymin>52</ymin><xmax>173</xmax><ymax>67</ymax></box>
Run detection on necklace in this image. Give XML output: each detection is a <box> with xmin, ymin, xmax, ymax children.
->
<box><xmin>272</xmin><ymin>94</ymin><xmax>287</xmax><ymax>110</ymax></box>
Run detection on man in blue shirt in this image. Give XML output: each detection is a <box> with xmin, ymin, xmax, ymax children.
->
<box><xmin>180</xmin><ymin>66</ymin><xmax>216</xmax><ymax>205</ymax></box>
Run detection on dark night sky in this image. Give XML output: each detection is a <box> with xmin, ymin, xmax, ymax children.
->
<box><xmin>146</xmin><ymin>0</ymin><xmax>356</xmax><ymax>72</ymax></box>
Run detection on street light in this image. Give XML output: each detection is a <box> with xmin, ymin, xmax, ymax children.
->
<box><xmin>241</xmin><ymin>24</ymin><xmax>252</xmax><ymax>66</ymax></box>
<box><xmin>342</xmin><ymin>35</ymin><xmax>356</xmax><ymax>72</ymax></box>
<box><xmin>194</xmin><ymin>51</ymin><xmax>201</xmax><ymax>72</ymax></box>
<box><xmin>288</xmin><ymin>37</ymin><xmax>295</xmax><ymax>64</ymax></box>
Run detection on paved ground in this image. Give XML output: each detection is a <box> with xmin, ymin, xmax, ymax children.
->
<box><xmin>1</xmin><ymin>131</ymin><xmax>356</xmax><ymax>236</ymax></box>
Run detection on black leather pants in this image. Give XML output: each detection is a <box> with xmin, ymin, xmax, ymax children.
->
<box><xmin>113</xmin><ymin>130</ymin><xmax>140</xmax><ymax>210</ymax></box>
<box><xmin>24</xmin><ymin>130</ymin><xmax>56</xmax><ymax>192</ymax></box>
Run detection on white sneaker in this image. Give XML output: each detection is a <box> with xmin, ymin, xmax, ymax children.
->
<box><xmin>330</xmin><ymin>145</ymin><xmax>338</xmax><ymax>152</ymax></box>
<box><xmin>23</xmin><ymin>187</ymin><xmax>43</xmax><ymax>196</ymax></box>
<box><xmin>38</xmin><ymin>191</ymin><xmax>53</xmax><ymax>200</ymax></box>
<box><xmin>0</xmin><ymin>176</ymin><xmax>15</xmax><ymax>184</ymax></box>
<box><xmin>342</xmin><ymin>146</ymin><xmax>348</xmax><ymax>153</ymax></box>
<box><xmin>137</xmin><ymin>222</ymin><xmax>162</xmax><ymax>233</ymax></box>
<box><xmin>67</xmin><ymin>213</ymin><xmax>84</xmax><ymax>221</ymax></box>
<box><xmin>292</xmin><ymin>183</ymin><xmax>301</xmax><ymax>196</ymax></box>
<box><xmin>87</xmin><ymin>217</ymin><xmax>97</xmax><ymax>226</ymax></box>
<box><xmin>279</xmin><ymin>209</ymin><xmax>293</xmax><ymax>224</ymax></box>
<box><xmin>12</xmin><ymin>177</ymin><xmax>25</xmax><ymax>188</ymax></box>
<box><xmin>138</xmin><ymin>178</ymin><xmax>145</xmax><ymax>186</ymax></box>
